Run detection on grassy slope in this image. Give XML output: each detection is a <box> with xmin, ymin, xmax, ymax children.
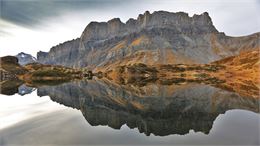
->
<box><xmin>104</xmin><ymin>50</ymin><xmax>260</xmax><ymax>98</ymax></box>
<box><xmin>20</xmin><ymin>63</ymin><xmax>83</xmax><ymax>86</ymax></box>
<box><xmin>0</xmin><ymin>56</ymin><xmax>84</xmax><ymax>87</ymax></box>
<box><xmin>212</xmin><ymin>50</ymin><xmax>259</xmax><ymax>98</ymax></box>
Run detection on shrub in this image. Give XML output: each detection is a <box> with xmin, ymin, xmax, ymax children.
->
<box><xmin>32</xmin><ymin>69</ymin><xmax>69</xmax><ymax>77</ymax></box>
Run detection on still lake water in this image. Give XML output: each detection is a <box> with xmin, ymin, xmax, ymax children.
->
<box><xmin>0</xmin><ymin>78</ymin><xmax>259</xmax><ymax>145</ymax></box>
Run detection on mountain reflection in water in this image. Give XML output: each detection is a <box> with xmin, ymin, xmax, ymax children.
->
<box><xmin>1</xmin><ymin>78</ymin><xmax>258</xmax><ymax>137</ymax></box>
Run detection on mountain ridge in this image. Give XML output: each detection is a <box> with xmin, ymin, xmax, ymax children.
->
<box><xmin>79</xmin><ymin>11</ymin><xmax>217</xmax><ymax>42</ymax></box>
<box><xmin>36</xmin><ymin>11</ymin><xmax>260</xmax><ymax>70</ymax></box>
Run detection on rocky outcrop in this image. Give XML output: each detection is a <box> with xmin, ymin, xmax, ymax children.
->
<box><xmin>37</xmin><ymin>51</ymin><xmax>48</xmax><ymax>61</ymax></box>
<box><xmin>80</xmin><ymin>11</ymin><xmax>217</xmax><ymax>42</ymax></box>
<box><xmin>37</xmin><ymin>38</ymin><xmax>80</xmax><ymax>68</ymax></box>
<box><xmin>37</xmin><ymin>11</ymin><xmax>260</xmax><ymax>70</ymax></box>
<box><xmin>0</xmin><ymin>56</ymin><xmax>28</xmax><ymax>76</ymax></box>
<box><xmin>16</xmin><ymin>52</ymin><xmax>36</xmax><ymax>66</ymax></box>
<box><xmin>0</xmin><ymin>56</ymin><xmax>19</xmax><ymax>64</ymax></box>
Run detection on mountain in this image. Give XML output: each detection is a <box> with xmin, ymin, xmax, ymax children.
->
<box><xmin>16</xmin><ymin>52</ymin><xmax>37</xmax><ymax>66</ymax></box>
<box><xmin>37</xmin><ymin>11</ymin><xmax>260</xmax><ymax>71</ymax></box>
<box><xmin>37</xmin><ymin>38</ymin><xmax>80</xmax><ymax>67</ymax></box>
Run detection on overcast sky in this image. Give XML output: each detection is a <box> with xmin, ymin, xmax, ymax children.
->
<box><xmin>0</xmin><ymin>0</ymin><xmax>259</xmax><ymax>56</ymax></box>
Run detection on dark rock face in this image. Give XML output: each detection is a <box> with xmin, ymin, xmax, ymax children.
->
<box><xmin>37</xmin><ymin>38</ymin><xmax>80</xmax><ymax>68</ymax></box>
<box><xmin>37</xmin><ymin>51</ymin><xmax>48</xmax><ymax>61</ymax></box>
<box><xmin>0</xmin><ymin>56</ymin><xmax>27</xmax><ymax>76</ymax></box>
<box><xmin>80</xmin><ymin>11</ymin><xmax>217</xmax><ymax>42</ymax></box>
<box><xmin>0</xmin><ymin>56</ymin><xmax>19</xmax><ymax>64</ymax></box>
<box><xmin>37</xmin><ymin>11</ymin><xmax>260</xmax><ymax>69</ymax></box>
<box><xmin>37</xmin><ymin>79</ymin><xmax>259</xmax><ymax>136</ymax></box>
<box><xmin>16</xmin><ymin>52</ymin><xmax>36</xmax><ymax>66</ymax></box>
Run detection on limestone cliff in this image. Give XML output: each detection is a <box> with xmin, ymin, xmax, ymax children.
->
<box><xmin>37</xmin><ymin>38</ymin><xmax>80</xmax><ymax>68</ymax></box>
<box><xmin>37</xmin><ymin>11</ymin><xmax>260</xmax><ymax>70</ymax></box>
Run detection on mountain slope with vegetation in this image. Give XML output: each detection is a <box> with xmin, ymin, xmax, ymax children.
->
<box><xmin>212</xmin><ymin>50</ymin><xmax>259</xmax><ymax>98</ymax></box>
<box><xmin>104</xmin><ymin>49</ymin><xmax>259</xmax><ymax>98</ymax></box>
<box><xmin>0</xmin><ymin>56</ymin><xmax>86</xmax><ymax>89</ymax></box>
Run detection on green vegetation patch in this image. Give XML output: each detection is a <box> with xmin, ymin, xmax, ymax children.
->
<box><xmin>31</xmin><ymin>69</ymin><xmax>70</xmax><ymax>77</ymax></box>
<box><xmin>127</xmin><ymin>63</ymin><xmax>158</xmax><ymax>74</ymax></box>
<box><xmin>30</xmin><ymin>78</ymin><xmax>71</xmax><ymax>86</ymax></box>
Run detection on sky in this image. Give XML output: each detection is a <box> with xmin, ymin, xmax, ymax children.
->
<box><xmin>0</xmin><ymin>0</ymin><xmax>259</xmax><ymax>57</ymax></box>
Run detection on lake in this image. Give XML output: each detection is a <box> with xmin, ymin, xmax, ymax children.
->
<box><xmin>0</xmin><ymin>78</ymin><xmax>259</xmax><ymax>145</ymax></box>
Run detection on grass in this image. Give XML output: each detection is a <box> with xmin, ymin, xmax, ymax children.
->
<box><xmin>30</xmin><ymin>78</ymin><xmax>71</xmax><ymax>86</ymax></box>
<box><xmin>1</xmin><ymin>63</ymin><xmax>28</xmax><ymax>75</ymax></box>
<box><xmin>159</xmin><ymin>78</ymin><xmax>186</xmax><ymax>85</ymax></box>
<box><xmin>127</xmin><ymin>63</ymin><xmax>158</xmax><ymax>74</ymax></box>
<box><xmin>194</xmin><ymin>73</ymin><xmax>210</xmax><ymax>78</ymax></box>
<box><xmin>31</xmin><ymin>69</ymin><xmax>70</xmax><ymax>77</ymax></box>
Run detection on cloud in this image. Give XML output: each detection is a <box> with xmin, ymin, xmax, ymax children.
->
<box><xmin>0</xmin><ymin>0</ymin><xmax>129</xmax><ymax>28</ymax></box>
<box><xmin>1</xmin><ymin>0</ymin><xmax>259</xmax><ymax>34</ymax></box>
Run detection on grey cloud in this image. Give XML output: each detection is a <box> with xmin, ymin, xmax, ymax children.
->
<box><xmin>0</xmin><ymin>0</ymin><xmax>130</xmax><ymax>28</ymax></box>
<box><xmin>0</xmin><ymin>0</ymin><xmax>259</xmax><ymax>37</ymax></box>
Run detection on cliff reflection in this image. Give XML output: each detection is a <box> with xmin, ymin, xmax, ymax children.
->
<box><xmin>33</xmin><ymin>78</ymin><xmax>259</xmax><ymax>136</ymax></box>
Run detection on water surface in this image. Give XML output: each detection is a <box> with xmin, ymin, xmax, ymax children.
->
<box><xmin>0</xmin><ymin>78</ymin><xmax>259</xmax><ymax>145</ymax></box>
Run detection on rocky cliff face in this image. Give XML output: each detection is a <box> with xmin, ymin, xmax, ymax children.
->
<box><xmin>37</xmin><ymin>11</ymin><xmax>260</xmax><ymax>70</ymax></box>
<box><xmin>37</xmin><ymin>38</ymin><xmax>80</xmax><ymax>67</ymax></box>
<box><xmin>80</xmin><ymin>11</ymin><xmax>217</xmax><ymax>42</ymax></box>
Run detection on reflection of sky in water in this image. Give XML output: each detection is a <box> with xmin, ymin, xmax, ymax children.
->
<box><xmin>0</xmin><ymin>90</ymin><xmax>259</xmax><ymax>145</ymax></box>
<box><xmin>0</xmin><ymin>91</ymin><xmax>68</xmax><ymax>129</ymax></box>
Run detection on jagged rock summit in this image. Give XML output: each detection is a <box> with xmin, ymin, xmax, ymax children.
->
<box><xmin>16</xmin><ymin>52</ymin><xmax>37</xmax><ymax>66</ymax></box>
<box><xmin>37</xmin><ymin>11</ymin><xmax>260</xmax><ymax>70</ymax></box>
<box><xmin>80</xmin><ymin>11</ymin><xmax>217</xmax><ymax>41</ymax></box>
